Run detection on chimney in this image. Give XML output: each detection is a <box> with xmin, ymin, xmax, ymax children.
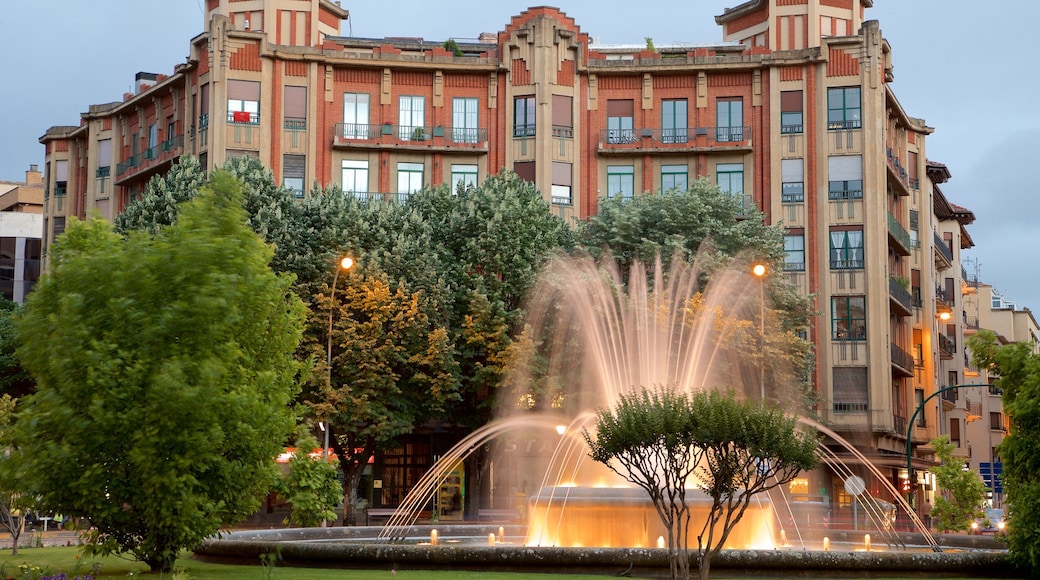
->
<box><xmin>135</xmin><ymin>72</ymin><xmax>159</xmax><ymax>94</ymax></box>
<box><xmin>26</xmin><ymin>165</ymin><xmax>42</xmax><ymax>185</ymax></box>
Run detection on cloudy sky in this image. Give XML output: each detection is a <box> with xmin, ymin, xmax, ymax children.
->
<box><xmin>2</xmin><ymin>1</ymin><xmax>1036</xmax><ymax>311</ymax></box>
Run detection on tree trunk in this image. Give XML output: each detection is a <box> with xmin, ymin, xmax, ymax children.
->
<box><xmin>333</xmin><ymin>431</ymin><xmax>375</xmax><ymax>526</ymax></box>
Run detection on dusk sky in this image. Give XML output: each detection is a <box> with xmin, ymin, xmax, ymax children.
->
<box><xmin>1</xmin><ymin>1</ymin><xmax>1036</xmax><ymax>311</ymax></box>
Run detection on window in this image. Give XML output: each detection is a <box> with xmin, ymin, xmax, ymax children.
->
<box><xmin>552</xmin><ymin>162</ymin><xmax>572</xmax><ymax>205</ymax></box>
<box><xmin>343</xmin><ymin>93</ymin><xmax>370</xmax><ymax>139</ymax></box>
<box><xmin>399</xmin><ymin>96</ymin><xmax>426</xmax><ymax>140</ymax></box>
<box><xmin>146</xmin><ymin>124</ymin><xmax>157</xmax><ymax>159</ymax></box>
<box><xmin>607</xmin><ymin>99</ymin><xmax>635</xmax><ymax>144</ymax></box>
<box><xmin>828</xmin><ymin>155</ymin><xmax>863</xmax><ymax>199</ymax></box>
<box><xmin>661</xmin><ymin>99</ymin><xmax>687</xmax><ymax>143</ymax></box>
<box><xmin>949</xmin><ymin>417</ymin><xmax>961</xmax><ymax>447</ymax></box>
<box><xmin>784</xmin><ymin>234</ymin><xmax>805</xmax><ymax>272</ymax></box>
<box><xmin>990</xmin><ymin>412</ymin><xmax>1003</xmax><ymax>431</ymax></box>
<box><xmin>661</xmin><ymin>165</ymin><xmax>688</xmax><ymax>192</ymax></box>
<box><xmin>514</xmin><ymin>161</ymin><xmax>535</xmax><ymax>183</ymax></box>
<box><xmin>451</xmin><ymin>164</ymin><xmax>478</xmax><ymax>192</ymax></box>
<box><xmin>341</xmin><ymin>159</ymin><xmax>369</xmax><ymax>200</ymax></box>
<box><xmin>716</xmin><ymin>98</ymin><xmax>743</xmax><ymax>142</ymax></box>
<box><xmin>830</xmin><ymin>228</ymin><xmax>863</xmax><ymax>269</ymax></box>
<box><xmin>227</xmin><ymin>79</ymin><xmax>260</xmax><ymax>124</ymax></box>
<box><xmin>397</xmin><ymin>162</ymin><xmax>424</xmax><ymax>198</ymax></box>
<box><xmin>452</xmin><ymin>97</ymin><xmax>479</xmax><ymax>143</ymax></box>
<box><xmin>716</xmin><ymin>163</ymin><xmax>745</xmax><ymax>209</ymax></box>
<box><xmin>552</xmin><ymin>95</ymin><xmax>573</xmax><ymax>138</ymax></box>
<box><xmin>833</xmin><ymin>367</ymin><xmax>868</xmax><ymax>412</ymax></box>
<box><xmin>97</xmin><ymin>138</ymin><xmax>112</xmax><ymax>178</ymax></box>
<box><xmin>607</xmin><ymin>165</ymin><xmax>634</xmax><ymax>199</ymax></box>
<box><xmin>832</xmin><ymin>296</ymin><xmax>866</xmax><ymax>340</ymax></box>
<box><xmin>781</xmin><ymin>90</ymin><xmax>803</xmax><ymax>134</ymax></box>
<box><xmin>827</xmin><ymin>86</ymin><xmax>861</xmax><ymax>130</ymax></box>
<box><xmin>284</xmin><ymin>86</ymin><xmax>307</xmax><ymax>130</ymax></box>
<box><xmin>283</xmin><ymin>155</ymin><xmax>305</xmax><ymax>198</ymax></box>
<box><xmin>514</xmin><ymin>96</ymin><xmax>535</xmax><ymax>137</ymax></box>
<box><xmin>915</xmin><ymin>389</ymin><xmax>926</xmax><ymax>427</ymax></box>
<box><xmin>781</xmin><ymin>159</ymin><xmax>804</xmax><ymax>202</ymax></box>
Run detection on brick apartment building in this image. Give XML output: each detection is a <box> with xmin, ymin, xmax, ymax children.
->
<box><xmin>39</xmin><ymin>0</ymin><xmax>1002</xmax><ymax>519</ymax></box>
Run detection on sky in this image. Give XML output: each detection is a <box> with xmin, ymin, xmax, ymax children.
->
<box><xmin>1</xmin><ymin>1</ymin><xmax>1036</xmax><ymax>311</ymax></box>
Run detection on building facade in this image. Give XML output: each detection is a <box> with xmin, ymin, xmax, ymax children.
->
<box><xmin>0</xmin><ymin>165</ymin><xmax>43</xmax><ymax>303</ymax></box>
<box><xmin>40</xmin><ymin>0</ymin><xmax>983</xmax><ymax>516</ymax></box>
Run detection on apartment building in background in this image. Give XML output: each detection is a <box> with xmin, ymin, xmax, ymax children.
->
<box><xmin>0</xmin><ymin>165</ymin><xmax>43</xmax><ymax>303</ymax></box>
<box><xmin>40</xmin><ymin>0</ymin><xmax>991</xmax><ymax>516</ymax></box>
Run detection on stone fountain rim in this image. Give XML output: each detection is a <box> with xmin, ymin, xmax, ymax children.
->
<box><xmin>195</xmin><ymin>526</ymin><xmax>1024</xmax><ymax>578</ymax></box>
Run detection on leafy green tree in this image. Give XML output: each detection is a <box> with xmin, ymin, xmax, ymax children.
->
<box><xmin>0</xmin><ymin>301</ymin><xmax>34</xmax><ymax>399</ymax></box>
<box><xmin>0</xmin><ymin>394</ymin><xmax>31</xmax><ymax>555</ymax></box>
<box><xmin>275</xmin><ymin>429</ymin><xmax>341</xmax><ymax>528</ymax></box>
<box><xmin>584</xmin><ymin>389</ymin><xmax>818</xmax><ymax>580</ymax></box>
<box><xmin>928</xmin><ymin>435</ymin><xmax>985</xmax><ymax>533</ymax></box>
<box><xmin>969</xmin><ymin>330</ymin><xmax>1040</xmax><ymax>573</ymax></box>
<box><xmin>10</xmin><ymin>171</ymin><xmax>305</xmax><ymax>572</ymax></box>
<box><xmin>114</xmin><ymin>154</ymin><xmax>206</xmax><ymax>235</ymax></box>
<box><xmin>305</xmin><ymin>269</ymin><xmax>459</xmax><ymax>524</ymax></box>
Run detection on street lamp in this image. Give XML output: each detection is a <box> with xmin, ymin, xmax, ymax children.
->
<box><xmin>752</xmin><ymin>263</ymin><xmax>767</xmax><ymax>400</ymax></box>
<box><xmin>324</xmin><ymin>256</ymin><xmax>354</xmax><ymax>450</ymax></box>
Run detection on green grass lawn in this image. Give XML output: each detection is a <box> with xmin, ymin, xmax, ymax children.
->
<box><xmin>0</xmin><ymin>546</ymin><xmax>631</xmax><ymax>579</ymax></box>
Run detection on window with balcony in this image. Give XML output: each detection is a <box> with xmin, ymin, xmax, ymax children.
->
<box><xmin>227</xmin><ymin>79</ymin><xmax>260</xmax><ymax>124</ymax></box>
<box><xmin>607</xmin><ymin>165</ymin><xmax>634</xmax><ymax>199</ymax></box>
<box><xmin>97</xmin><ymin>138</ymin><xmax>112</xmax><ymax>179</ymax></box>
<box><xmin>514</xmin><ymin>96</ymin><xmax>535</xmax><ymax>137</ymax></box>
<box><xmin>451</xmin><ymin>164</ymin><xmax>478</xmax><ymax>192</ymax></box>
<box><xmin>716</xmin><ymin>98</ymin><xmax>743</xmax><ymax>142</ymax></box>
<box><xmin>397</xmin><ymin>162</ymin><xmax>424</xmax><ymax>197</ymax></box>
<box><xmin>552</xmin><ymin>95</ymin><xmax>573</xmax><ymax>138</ymax></box>
<box><xmin>452</xmin><ymin>97</ymin><xmax>479</xmax><ymax>143</ymax></box>
<box><xmin>830</xmin><ymin>228</ymin><xmax>864</xmax><ymax>269</ymax></box>
<box><xmin>399</xmin><ymin>96</ymin><xmax>426</xmax><ymax>140</ymax></box>
<box><xmin>607</xmin><ymin>99</ymin><xmax>635</xmax><ymax>144</ymax></box>
<box><xmin>827</xmin><ymin>86</ymin><xmax>861</xmax><ymax>129</ymax></box>
<box><xmin>661</xmin><ymin>165</ymin><xmax>688</xmax><ymax>192</ymax></box>
<box><xmin>284</xmin><ymin>85</ymin><xmax>307</xmax><ymax>130</ymax></box>
<box><xmin>283</xmin><ymin>155</ymin><xmax>305</xmax><ymax>198</ymax></box>
<box><xmin>552</xmin><ymin>162</ymin><xmax>572</xmax><ymax>205</ymax></box>
<box><xmin>146</xmin><ymin>124</ymin><xmax>158</xmax><ymax>159</ymax></box>
<box><xmin>343</xmin><ymin>93</ymin><xmax>370</xmax><ymax>139</ymax></box>
<box><xmin>784</xmin><ymin>234</ymin><xmax>805</xmax><ymax>272</ymax></box>
<box><xmin>781</xmin><ymin>159</ymin><xmax>804</xmax><ymax>202</ymax></box>
<box><xmin>661</xmin><ymin>99</ymin><xmax>687</xmax><ymax>143</ymax></box>
<box><xmin>828</xmin><ymin>155</ymin><xmax>863</xmax><ymax>199</ymax></box>
<box><xmin>341</xmin><ymin>159</ymin><xmax>369</xmax><ymax>200</ymax></box>
<box><xmin>780</xmin><ymin>90</ymin><xmax>803</xmax><ymax>134</ymax></box>
<box><xmin>832</xmin><ymin>295</ymin><xmax>866</xmax><ymax>340</ymax></box>
<box><xmin>716</xmin><ymin>163</ymin><xmax>745</xmax><ymax>208</ymax></box>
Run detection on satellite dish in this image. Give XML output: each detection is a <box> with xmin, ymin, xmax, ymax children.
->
<box><xmin>844</xmin><ymin>475</ymin><xmax>866</xmax><ymax>496</ymax></box>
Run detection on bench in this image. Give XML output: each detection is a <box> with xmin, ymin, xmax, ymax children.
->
<box><xmin>365</xmin><ymin>508</ymin><xmax>398</xmax><ymax>526</ymax></box>
<box><xmin>477</xmin><ymin>508</ymin><xmax>519</xmax><ymax>522</ymax></box>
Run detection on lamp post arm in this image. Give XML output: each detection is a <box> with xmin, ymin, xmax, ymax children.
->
<box><xmin>905</xmin><ymin>382</ymin><xmax>994</xmax><ymax>504</ymax></box>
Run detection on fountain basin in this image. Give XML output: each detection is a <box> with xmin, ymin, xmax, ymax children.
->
<box><xmin>196</xmin><ymin>526</ymin><xmax>1022</xmax><ymax>578</ymax></box>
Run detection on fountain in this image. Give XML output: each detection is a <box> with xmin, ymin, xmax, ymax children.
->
<box><xmin>198</xmin><ymin>251</ymin><xmax>1017</xmax><ymax>577</ymax></box>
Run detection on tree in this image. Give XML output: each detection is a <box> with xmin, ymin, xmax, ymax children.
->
<box><xmin>969</xmin><ymin>330</ymin><xmax>1040</xmax><ymax>574</ymax></box>
<box><xmin>0</xmin><ymin>301</ymin><xmax>34</xmax><ymax>399</ymax></box>
<box><xmin>305</xmin><ymin>269</ymin><xmax>458</xmax><ymax>525</ymax></box>
<box><xmin>928</xmin><ymin>435</ymin><xmax>985</xmax><ymax>533</ymax></box>
<box><xmin>275</xmin><ymin>429</ymin><xmax>341</xmax><ymax>528</ymax></box>
<box><xmin>0</xmin><ymin>394</ymin><xmax>30</xmax><ymax>555</ymax></box>
<box><xmin>10</xmin><ymin>171</ymin><xmax>305</xmax><ymax>572</ymax></box>
<box><xmin>584</xmin><ymin>389</ymin><xmax>818</xmax><ymax>580</ymax></box>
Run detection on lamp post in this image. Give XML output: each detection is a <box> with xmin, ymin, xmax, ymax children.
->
<box><xmin>905</xmin><ymin>383</ymin><xmax>993</xmax><ymax>513</ymax></box>
<box><xmin>324</xmin><ymin>256</ymin><xmax>354</xmax><ymax>454</ymax></box>
<box><xmin>752</xmin><ymin>263</ymin><xmax>767</xmax><ymax>400</ymax></box>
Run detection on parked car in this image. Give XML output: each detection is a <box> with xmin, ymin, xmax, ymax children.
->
<box><xmin>972</xmin><ymin>508</ymin><xmax>1005</xmax><ymax>534</ymax></box>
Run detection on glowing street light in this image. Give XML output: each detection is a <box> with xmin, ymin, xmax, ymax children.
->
<box><xmin>324</xmin><ymin>255</ymin><xmax>355</xmax><ymax>452</ymax></box>
<box><xmin>752</xmin><ymin>263</ymin><xmax>767</xmax><ymax>400</ymax></box>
